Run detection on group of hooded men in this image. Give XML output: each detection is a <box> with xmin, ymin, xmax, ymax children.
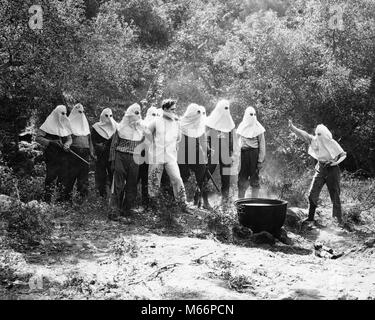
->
<box><xmin>36</xmin><ymin>97</ymin><xmax>347</xmax><ymax>224</ymax></box>
<box><xmin>36</xmin><ymin>99</ymin><xmax>266</xmax><ymax>219</ymax></box>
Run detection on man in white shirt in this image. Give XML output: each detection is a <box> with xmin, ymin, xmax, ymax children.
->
<box><xmin>146</xmin><ymin>99</ymin><xmax>188</xmax><ymax>210</ymax></box>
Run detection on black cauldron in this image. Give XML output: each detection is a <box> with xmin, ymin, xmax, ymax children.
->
<box><xmin>235</xmin><ymin>198</ymin><xmax>288</xmax><ymax>235</ymax></box>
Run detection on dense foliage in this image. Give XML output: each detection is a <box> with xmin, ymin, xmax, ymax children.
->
<box><xmin>1</xmin><ymin>0</ymin><xmax>374</xmax><ymax>174</ymax></box>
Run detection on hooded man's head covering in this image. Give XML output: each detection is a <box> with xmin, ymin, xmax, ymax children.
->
<box><xmin>144</xmin><ymin>106</ymin><xmax>160</xmax><ymax>125</ymax></box>
<box><xmin>237</xmin><ymin>107</ymin><xmax>265</xmax><ymax>139</ymax></box>
<box><xmin>206</xmin><ymin>99</ymin><xmax>235</xmax><ymax>133</ymax></box>
<box><xmin>180</xmin><ymin>103</ymin><xmax>207</xmax><ymax>138</ymax></box>
<box><xmin>308</xmin><ymin>124</ymin><xmax>345</xmax><ymax>161</ymax></box>
<box><xmin>117</xmin><ymin>103</ymin><xmax>143</xmax><ymax>141</ymax></box>
<box><xmin>92</xmin><ymin>108</ymin><xmax>117</xmax><ymax>140</ymax></box>
<box><xmin>69</xmin><ymin>103</ymin><xmax>90</xmax><ymax>136</ymax></box>
<box><xmin>40</xmin><ymin>105</ymin><xmax>72</xmax><ymax>137</ymax></box>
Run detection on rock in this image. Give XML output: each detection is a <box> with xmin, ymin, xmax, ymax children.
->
<box><xmin>285</xmin><ymin>208</ymin><xmax>306</xmax><ymax>230</ymax></box>
<box><xmin>275</xmin><ymin>228</ymin><xmax>293</xmax><ymax>245</ymax></box>
<box><xmin>364</xmin><ymin>238</ymin><xmax>375</xmax><ymax>248</ymax></box>
<box><xmin>281</xmin><ymin>288</ymin><xmax>324</xmax><ymax>300</ymax></box>
<box><xmin>251</xmin><ymin>231</ymin><xmax>276</xmax><ymax>245</ymax></box>
<box><xmin>314</xmin><ymin>241</ymin><xmax>333</xmax><ymax>254</ymax></box>
<box><xmin>232</xmin><ymin>224</ymin><xmax>253</xmax><ymax>239</ymax></box>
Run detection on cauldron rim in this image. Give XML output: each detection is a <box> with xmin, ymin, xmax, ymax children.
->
<box><xmin>234</xmin><ymin>198</ymin><xmax>288</xmax><ymax>207</ymax></box>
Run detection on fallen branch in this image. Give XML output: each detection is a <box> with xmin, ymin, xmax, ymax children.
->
<box><xmin>192</xmin><ymin>252</ymin><xmax>215</xmax><ymax>264</ymax></box>
<box><xmin>128</xmin><ymin>263</ymin><xmax>182</xmax><ymax>286</ymax></box>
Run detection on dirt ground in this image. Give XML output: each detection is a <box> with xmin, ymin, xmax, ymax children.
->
<box><xmin>1</xmin><ymin>195</ymin><xmax>375</xmax><ymax>300</ymax></box>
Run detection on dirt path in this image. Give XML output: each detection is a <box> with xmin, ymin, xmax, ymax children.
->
<box><xmin>1</xmin><ymin>205</ymin><xmax>375</xmax><ymax>300</ymax></box>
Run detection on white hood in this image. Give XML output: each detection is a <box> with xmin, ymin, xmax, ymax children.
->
<box><xmin>206</xmin><ymin>99</ymin><xmax>235</xmax><ymax>133</ymax></box>
<box><xmin>92</xmin><ymin>108</ymin><xmax>117</xmax><ymax>140</ymax></box>
<box><xmin>144</xmin><ymin>106</ymin><xmax>161</xmax><ymax>125</ymax></box>
<box><xmin>69</xmin><ymin>103</ymin><xmax>90</xmax><ymax>136</ymax></box>
<box><xmin>237</xmin><ymin>107</ymin><xmax>265</xmax><ymax>138</ymax></box>
<box><xmin>180</xmin><ymin>103</ymin><xmax>207</xmax><ymax>138</ymax></box>
<box><xmin>117</xmin><ymin>103</ymin><xmax>143</xmax><ymax>141</ymax></box>
<box><xmin>40</xmin><ymin>105</ymin><xmax>72</xmax><ymax>137</ymax></box>
<box><xmin>308</xmin><ymin>124</ymin><xmax>344</xmax><ymax>161</ymax></box>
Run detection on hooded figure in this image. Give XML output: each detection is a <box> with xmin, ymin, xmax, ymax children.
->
<box><xmin>64</xmin><ymin>103</ymin><xmax>95</xmax><ymax>201</ymax></box>
<box><xmin>109</xmin><ymin>103</ymin><xmax>146</xmax><ymax>220</ymax></box>
<box><xmin>92</xmin><ymin>108</ymin><xmax>117</xmax><ymax>198</ymax></box>
<box><xmin>177</xmin><ymin>104</ymin><xmax>209</xmax><ymax>207</ymax></box>
<box><xmin>144</xmin><ymin>107</ymin><xmax>160</xmax><ymax>125</ymax></box>
<box><xmin>237</xmin><ymin>107</ymin><xmax>266</xmax><ymax>199</ymax></box>
<box><xmin>206</xmin><ymin>99</ymin><xmax>235</xmax><ymax>133</ymax></box>
<box><xmin>40</xmin><ymin>105</ymin><xmax>72</xmax><ymax>137</ymax></box>
<box><xmin>204</xmin><ymin>99</ymin><xmax>239</xmax><ymax>208</ymax></box>
<box><xmin>237</xmin><ymin>107</ymin><xmax>265</xmax><ymax>138</ymax></box>
<box><xmin>179</xmin><ymin>103</ymin><xmax>206</xmax><ymax>138</ymax></box>
<box><xmin>308</xmin><ymin>125</ymin><xmax>344</xmax><ymax>162</ymax></box>
<box><xmin>69</xmin><ymin>103</ymin><xmax>90</xmax><ymax>136</ymax></box>
<box><xmin>92</xmin><ymin>108</ymin><xmax>117</xmax><ymax>140</ymax></box>
<box><xmin>36</xmin><ymin>105</ymin><xmax>72</xmax><ymax>203</ymax></box>
<box><xmin>138</xmin><ymin>106</ymin><xmax>161</xmax><ymax>205</ymax></box>
<box><xmin>117</xmin><ymin>103</ymin><xmax>144</xmax><ymax>141</ymax></box>
<box><xmin>289</xmin><ymin>120</ymin><xmax>347</xmax><ymax>224</ymax></box>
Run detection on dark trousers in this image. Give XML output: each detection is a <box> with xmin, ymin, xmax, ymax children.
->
<box><xmin>308</xmin><ymin>163</ymin><xmax>342</xmax><ymax>220</ymax></box>
<box><xmin>44</xmin><ymin>145</ymin><xmax>67</xmax><ymax>203</ymax></box>
<box><xmin>95</xmin><ymin>153</ymin><xmax>112</xmax><ymax>198</ymax></box>
<box><xmin>238</xmin><ymin>148</ymin><xmax>260</xmax><ymax>199</ymax></box>
<box><xmin>203</xmin><ymin>163</ymin><xmax>231</xmax><ymax>203</ymax></box>
<box><xmin>179</xmin><ymin>163</ymin><xmax>206</xmax><ymax>201</ymax></box>
<box><xmin>112</xmin><ymin>151</ymin><xmax>139</xmax><ymax>213</ymax></box>
<box><xmin>64</xmin><ymin>147</ymin><xmax>90</xmax><ymax>201</ymax></box>
<box><xmin>138</xmin><ymin>163</ymin><xmax>149</xmax><ymax>204</ymax></box>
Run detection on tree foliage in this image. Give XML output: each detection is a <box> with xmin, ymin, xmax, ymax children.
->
<box><xmin>1</xmin><ymin>0</ymin><xmax>374</xmax><ymax>174</ymax></box>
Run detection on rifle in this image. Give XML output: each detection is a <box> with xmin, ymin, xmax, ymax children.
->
<box><xmin>196</xmin><ymin>165</ymin><xmax>220</xmax><ymax>208</ymax></box>
<box><xmin>68</xmin><ymin>149</ymin><xmax>90</xmax><ymax>165</ymax></box>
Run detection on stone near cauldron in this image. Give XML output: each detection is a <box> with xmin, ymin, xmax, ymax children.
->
<box><xmin>285</xmin><ymin>207</ymin><xmax>306</xmax><ymax>231</ymax></box>
<box><xmin>275</xmin><ymin>228</ymin><xmax>293</xmax><ymax>245</ymax></box>
<box><xmin>232</xmin><ymin>224</ymin><xmax>253</xmax><ymax>240</ymax></box>
<box><xmin>250</xmin><ymin>231</ymin><xmax>276</xmax><ymax>245</ymax></box>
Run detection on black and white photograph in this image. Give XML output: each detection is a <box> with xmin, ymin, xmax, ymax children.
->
<box><xmin>1</xmin><ymin>0</ymin><xmax>375</xmax><ymax>305</ymax></box>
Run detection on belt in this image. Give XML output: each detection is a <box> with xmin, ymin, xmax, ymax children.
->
<box><xmin>241</xmin><ymin>147</ymin><xmax>258</xmax><ymax>151</ymax></box>
<box><xmin>318</xmin><ymin>161</ymin><xmax>337</xmax><ymax>168</ymax></box>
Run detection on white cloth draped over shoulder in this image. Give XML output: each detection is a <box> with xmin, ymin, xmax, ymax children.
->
<box><xmin>180</xmin><ymin>103</ymin><xmax>207</xmax><ymax>138</ymax></box>
<box><xmin>92</xmin><ymin>108</ymin><xmax>117</xmax><ymax>140</ymax></box>
<box><xmin>237</xmin><ymin>107</ymin><xmax>265</xmax><ymax>138</ymax></box>
<box><xmin>69</xmin><ymin>103</ymin><xmax>90</xmax><ymax>136</ymax></box>
<box><xmin>206</xmin><ymin>99</ymin><xmax>235</xmax><ymax>133</ymax></box>
<box><xmin>40</xmin><ymin>105</ymin><xmax>72</xmax><ymax>137</ymax></box>
<box><xmin>308</xmin><ymin>124</ymin><xmax>345</xmax><ymax>161</ymax></box>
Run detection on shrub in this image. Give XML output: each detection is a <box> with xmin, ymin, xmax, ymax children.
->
<box><xmin>1</xmin><ymin>200</ymin><xmax>54</xmax><ymax>248</ymax></box>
